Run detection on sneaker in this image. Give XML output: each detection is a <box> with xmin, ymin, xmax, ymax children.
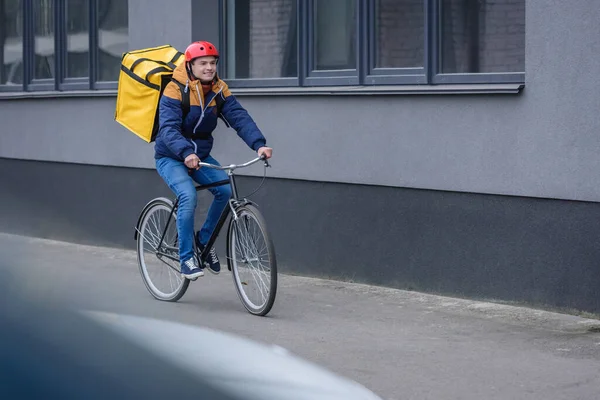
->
<box><xmin>204</xmin><ymin>246</ymin><xmax>221</xmax><ymax>274</ymax></box>
<box><xmin>196</xmin><ymin>234</ymin><xmax>221</xmax><ymax>275</ymax></box>
<box><xmin>181</xmin><ymin>258</ymin><xmax>204</xmax><ymax>280</ymax></box>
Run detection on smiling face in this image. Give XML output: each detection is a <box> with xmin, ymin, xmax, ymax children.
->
<box><xmin>190</xmin><ymin>56</ymin><xmax>217</xmax><ymax>82</ymax></box>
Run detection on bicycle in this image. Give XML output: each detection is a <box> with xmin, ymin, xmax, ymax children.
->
<box><xmin>133</xmin><ymin>156</ymin><xmax>277</xmax><ymax>316</ymax></box>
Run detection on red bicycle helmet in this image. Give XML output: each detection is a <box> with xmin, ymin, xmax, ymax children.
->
<box><xmin>185</xmin><ymin>41</ymin><xmax>219</xmax><ymax>61</ymax></box>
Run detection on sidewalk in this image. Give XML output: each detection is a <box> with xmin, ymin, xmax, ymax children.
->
<box><xmin>2</xmin><ymin>232</ymin><xmax>600</xmax><ymax>400</ymax></box>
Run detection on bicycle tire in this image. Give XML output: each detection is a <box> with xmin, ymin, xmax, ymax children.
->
<box><xmin>226</xmin><ymin>203</ymin><xmax>278</xmax><ymax>316</ymax></box>
<box><xmin>136</xmin><ymin>198</ymin><xmax>189</xmax><ymax>302</ymax></box>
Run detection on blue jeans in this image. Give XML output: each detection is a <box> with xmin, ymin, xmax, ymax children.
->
<box><xmin>155</xmin><ymin>155</ymin><xmax>232</xmax><ymax>263</ymax></box>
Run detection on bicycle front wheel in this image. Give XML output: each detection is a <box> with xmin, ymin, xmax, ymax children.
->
<box><xmin>136</xmin><ymin>198</ymin><xmax>189</xmax><ymax>302</ymax></box>
<box><xmin>227</xmin><ymin>204</ymin><xmax>277</xmax><ymax>316</ymax></box>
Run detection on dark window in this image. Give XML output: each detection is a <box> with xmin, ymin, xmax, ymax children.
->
<box><xmin>440</xmin><ymin>0</ymin><xmax>525</xmax><ymax>74</ymax></box>
<box><xmin>221</xmin><ymin>0</ymin><xmax>525</xmax><ymax>88</ymax></box>
<box><xmin>0</xmin><ymin>0</ymin><xmax>128</xmax><ymax>92</ymax></box>
<box><xmin>224</xmin><ymin>0</ymin><xmax>298</xmax><ymax>80</ymax></box>
<box><xmin>313</xmin><ymin>0</ymin><xmax>356</xmax><ymax>71</ymax></box>
<box><xmin>34</xmin><ymin>0</ymin><xmax>55</xmax><ymax>81</ymax></box>
<box><xmin>0</xmin><ymin>0</ymin><xmax>23</xmax><ymax>87</ymax></box>
<box><xmin>65</xmin><ymin>0</ymin><xmax>89</xmax><ymax>78</ymax></box>
<box><xmin>375</xmin><ymin>0</ymin><xmax>424</xmax><ymax>69</ymax></box>
<box><xmin>97</xmin><ymin>0</ymin><xmax>129</xmax><ymax>82</ymax></box>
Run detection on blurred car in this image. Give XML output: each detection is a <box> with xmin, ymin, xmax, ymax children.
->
<box><xmin>0</xmin><ymin>271</ymin><xmax>382</xmax><ymax>400</ymax></box>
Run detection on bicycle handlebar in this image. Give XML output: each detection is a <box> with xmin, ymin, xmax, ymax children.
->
<box><xmin>197</xmin><ymin>155</ymin><xmax>269</xmax><ymax>171</ymax></box>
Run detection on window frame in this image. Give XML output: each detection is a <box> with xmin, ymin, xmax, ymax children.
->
<box><xmin>0</xmin><ymin>0</ymin><xmax>125</xmax><ymax>93</ymax></box>
<box><xmin>59</xmin><ymin>0</ymin><xmax>91</xmax><ymax>91</ymax></box>
<box><xmin>219</xmin><ymin>0</ymin><xmax>526</xmax><ymax>89</ymax></box>
<box><xmin>94</xmin><ymin>0</ymin><xmax>128</xmax><ymax>88</ymax></box>
<box><xmin>364</xmin><ymin>0</ymin><xmax>428</xmax><ymax>85</ymax></box>
<box><xmin>218</xmin><ymin>0</ymin><xmax>300</xmax><ymax>88</ymax></box>
<box><xmin>26</xmin><ymin>0</ymin><xmax>57</xmax><ymax>91</ymax></box>
<box><xmin>429</xmin><ymin>0</ymin><xmax>525</xmax><ymax>85</ymax></box>
<box><xmin>0</xmin><ymin>0</ymin><xmax>25</xmax><ymax>92</ymax></box>
<box><xmin>303</xmin><ymin>0</ymin><xmax>360</xmax><ymax>87</ymax></box>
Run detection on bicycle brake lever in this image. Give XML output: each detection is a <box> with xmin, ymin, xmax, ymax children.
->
<box><xmin>259</xmin><ymin>154</ymin><xmax>271</xmax><ymax>167</ymax></box>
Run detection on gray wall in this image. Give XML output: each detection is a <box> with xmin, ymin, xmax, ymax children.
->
<box><xmin>2</xmin><ymin>0</ymin><xmax>600</xmax><ymax>203</ymax></box>
<box><xmin>2</xmin><ymin>158</ymin><xmax>600</xmax><ymax>314</ymax></box>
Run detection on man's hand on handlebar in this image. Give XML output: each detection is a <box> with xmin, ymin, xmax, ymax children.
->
<box><xmin>184</xmin><ymin>154</ymin><xmax>201</xmax><ymax>170</ymax></box>
<box><xmin>257</xmin><ymin>146</ymin><xmax>273</xmax><ymax>160</ymax></box>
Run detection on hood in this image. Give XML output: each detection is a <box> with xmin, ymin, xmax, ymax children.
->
<box><xmin>172</xmin><ymin>60</ymin><xmax>192</xmax><ymax>86</ymax></box>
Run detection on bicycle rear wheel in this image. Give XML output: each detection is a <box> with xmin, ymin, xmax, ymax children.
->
<box><xmin>136</xmin><ymin>198</ymin><xmax>189</xmax><ymax>302</ymax></box>
<box><xmin>227</xmin><ymin>204</ymin><xmax>277</xmax><ymax>316</ymax></box>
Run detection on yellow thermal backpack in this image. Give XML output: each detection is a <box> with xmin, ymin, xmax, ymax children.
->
<box><xmin>115</xmin><ymin>45</ymin><xmax>188</xmax><ymax>143</ymax></box>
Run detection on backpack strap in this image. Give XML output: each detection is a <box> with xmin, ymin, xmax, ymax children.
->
<box><xmin>214</xmin><ymin>91</ymin><xmax>230</xmax><ymax>128</ymax></box>
<box><xmin>170</xmin><ymin>78</ymin><xmax>190</xmax><ymax>120</ymax></box>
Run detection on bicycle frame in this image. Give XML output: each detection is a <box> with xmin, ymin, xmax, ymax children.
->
<box><xmin>154</xmin><ymin>158</ymin><xmax>263</xmax><ymax>266</ymax></box>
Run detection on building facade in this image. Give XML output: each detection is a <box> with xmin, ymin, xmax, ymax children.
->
<box><xmin>2</xmin><ymin>0</ymin><xmax>600</xmax><ymax>313</ymax></box>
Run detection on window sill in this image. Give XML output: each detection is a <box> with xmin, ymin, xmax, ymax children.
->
<box><xmin>0</xmin><ymin>83</ymin><xmax>524</xmax><ymax>100</ymax></box>
<box><xmin>228</xmin><ymin>83</ymin><xmax>525</xmax><ymax>96</ymax></box>
<box><xmin>0</xmin><ymin>90</ymin><xmax>118</xmax><ymax>100</ymax></box>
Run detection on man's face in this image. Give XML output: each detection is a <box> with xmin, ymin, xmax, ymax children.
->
<box><xmin>191</xmin><ymin>56</ymin><xmax>217</xmax><ymax>82</ymax></box>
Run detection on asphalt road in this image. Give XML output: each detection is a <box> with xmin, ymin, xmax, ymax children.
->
<box><xmin>2</xmin><ymin>232</ymin><xmax>600</xmax><ymax>399</ymax></box>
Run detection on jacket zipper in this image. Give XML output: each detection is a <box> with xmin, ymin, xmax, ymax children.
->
<box><xmin>193</xmin><ymin>83</ymin><xmax>224</xmax><ymax>134</ymax></box>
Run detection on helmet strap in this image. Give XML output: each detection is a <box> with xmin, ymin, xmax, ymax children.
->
<box><xmin>185</xmin><ymin>62</ymin><xmax>198</xmax><ymax>81</ymax></box>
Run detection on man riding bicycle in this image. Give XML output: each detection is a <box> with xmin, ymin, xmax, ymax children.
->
<box><xmin>154</xmin><ymin>40</ymin><xmax>272</xmax><ymax>280</ymax></box>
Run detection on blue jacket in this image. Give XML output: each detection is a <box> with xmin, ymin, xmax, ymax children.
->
<box><xmin>154</xmin><ymin>63</ymin><xmax>266</xmax><ymax>161</ymax></box>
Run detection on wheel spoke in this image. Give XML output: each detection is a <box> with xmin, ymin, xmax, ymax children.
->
<box><xmin>137</xmin><ymin>201</ymin><xmax>187</xmax><ymax>301</ymax></box>
<box><xmin>229</xmin><ymin>206</ymin><xmax>276</xmax><ymax>316</ymax></box>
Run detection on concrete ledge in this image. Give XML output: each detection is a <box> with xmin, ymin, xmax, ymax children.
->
<box><xmin>228</xmin><ymin>83</ymin><xmax>525</xmax><ymax>96</ymax></box>
<box><xmin>0</xmin><ymin>90</ymin><xmax>118</xmax><ymax>100</ymax></box>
